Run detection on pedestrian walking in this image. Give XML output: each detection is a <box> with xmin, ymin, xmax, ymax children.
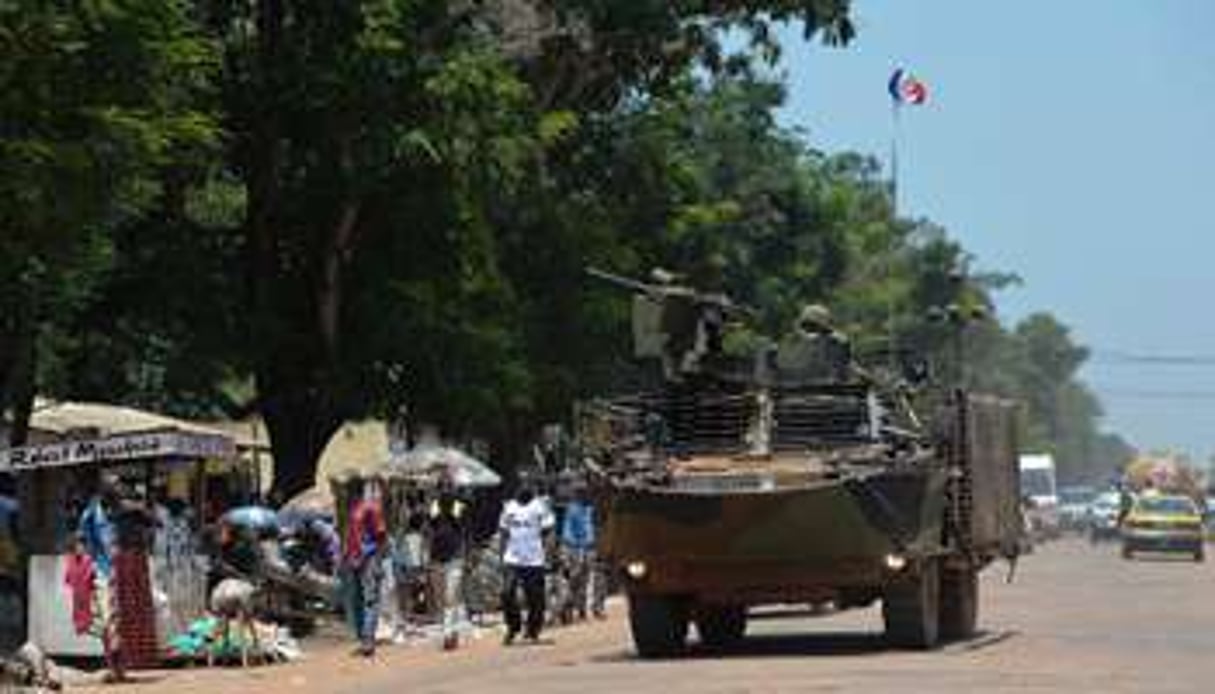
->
<box><xmin>110</xmin><ymin>490</ymin><xmax>159</xmax><ymax>670</ymax></box>
<box><xmin>429</xmin><ymin>482</ymin><xmax>467</xmax><ymax>651</ymax></box>
<box><xmin>499</xmin><ymin>483</ymin><xmax>555</xmax><ymax>645</ymax></box>
<box><xmin>391</xmin><ymin>496</ymin><xmax>428</xmax><ymax>641</ymax></box>
<box><xmin>78</xmin><ymin>484</ymin><xmax>124</xmax><ymax>682</ymax></box>
<box><xmin>343</xmin><ymin>478</ymin><xmax>387</xmax><ymax>657</ymax></box>
<box><xmin>560</xmin><ymin>486</ymin><xmax>604</xmax><ymax>620</ymax></box>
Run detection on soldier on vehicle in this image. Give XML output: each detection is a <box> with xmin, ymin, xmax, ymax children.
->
<box><xmin>589</xmin><ymin>266</ymin><xmax>742</xmax><ymax>381</ymax></box>
<box><xmin>775</xmin><ymin>303</ymin><xmax>855</xmax><ymax>383</ymax></box>
<box><xmin>655</xmin><ymin>270</ymin><xmax>737</xmax><ymax>379</ymax></box>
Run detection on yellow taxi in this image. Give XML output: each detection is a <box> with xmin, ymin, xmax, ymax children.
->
<box><xmin>1121</xmin><ymin>492</ymin><xmax>1205</xmax><ymax>562</ymax></box>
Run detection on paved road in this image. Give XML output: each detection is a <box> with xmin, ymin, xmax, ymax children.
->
<box><xmin>97</xmin><ymin>539</ymin><xmax>1215</xmax><ymax>693</ymax></box>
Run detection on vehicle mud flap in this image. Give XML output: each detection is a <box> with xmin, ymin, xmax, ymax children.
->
<box><xmin>938</xmin><ymin>566</ymin><xmax>978</xmax><ymax>641</ymax></box>
<box><xmin>628</xmin><ymin>593</ymin><xmax>690</xmax><ymax>659</ymax></box>
<box><xmin>882</xmin><ymin>559</ymin><xmax>941</xmax><ymax>649</ymax></box>
<box><xmin>696</xmin><ymin>606</ymin><xmax>747</xmax><ymax>649</ymax></box>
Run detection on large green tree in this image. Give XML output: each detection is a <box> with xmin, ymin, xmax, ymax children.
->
<box><xmin>0</xmin><ymin>0</ymin><xmax>217</xmax><ymax>444</ymax></box>
<box><xmin>193</xmin><ymin>0</ymin><xmax>855</xmax><ymax>497</ymax></box>
<box><xmin>7</xmin><ymin>0</ymin><xmax>1129</xmax><ymax>494</ymax></box>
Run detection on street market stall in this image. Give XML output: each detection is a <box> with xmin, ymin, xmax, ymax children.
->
<box><xmin>328</xmin><ymin>441</ymin><xmax>503</xmax><ymax>639</ymax></box>
<box><xmin>0</xmin><ymin>402</ymin><xmax>240</xmax><ymax>663</ymax></box>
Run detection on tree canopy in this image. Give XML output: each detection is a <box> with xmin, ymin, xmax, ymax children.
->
<box><xmin>0</xmin><ymin>0</ymin><xmax>1130</xmax><ymax>493</ymax></box>
<box><xmin>0</xmin><ymin>0</ymin><xmax>218</xmax><ymax>442</ymax></box>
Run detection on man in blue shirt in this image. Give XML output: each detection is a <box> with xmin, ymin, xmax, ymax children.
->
<box><xmin>559</xmin><ymin>487</ymin><xmax>604</xmax><ymax>620</ymax></box>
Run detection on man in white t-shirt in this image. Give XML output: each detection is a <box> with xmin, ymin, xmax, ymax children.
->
<box><xmin>498</xmin><ymin>484</ymin><xmax>555</xmax><ymax>644</ymax></box>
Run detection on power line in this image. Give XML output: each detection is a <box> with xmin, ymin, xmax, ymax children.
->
<box><xmin>1090</xmin><ymin>387</ymin><xmax>1215</xmax><ymax>401</ymax></box>
<box><xmin>1090</xmin><ymin>350</ymin><xmax>1215</xmax><ymax>366</ymax></box>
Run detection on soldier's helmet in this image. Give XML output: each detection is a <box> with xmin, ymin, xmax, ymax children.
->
<box><xmin>649</xmin><ymin>267</ymin><xmax>678</xmax><ymax>285</ymax></box>
<box><xmin>796</xmin><ymin>303</ymin><xmax>834</xmax><ymax>336</ymax></box>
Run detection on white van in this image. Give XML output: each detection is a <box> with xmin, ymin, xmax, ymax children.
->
<box><xmin>1020</xmin><ymin>454</ymin><xmax>1060</xmax><ymax>540</ymax></box>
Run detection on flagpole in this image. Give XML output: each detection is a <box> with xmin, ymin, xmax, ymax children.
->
<box><xmin>886</xmin><ymin>66</ymin><xmax>927</xmax><ymax>371</ymax></box>
<box><xmin>890</xmin><ymin>98</ymin><xmax>901</xmax><ymax>215</ymax></box>
<box><xmin>886</xmin><ymin>97</ymin><xmax>900</xmax><ymax>371</ymax></box>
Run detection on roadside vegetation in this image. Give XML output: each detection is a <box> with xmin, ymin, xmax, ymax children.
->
<box><xmin>0</xmin><ymin>1</ymin><xmax>1127</xmax><ymax>494</ymax></box>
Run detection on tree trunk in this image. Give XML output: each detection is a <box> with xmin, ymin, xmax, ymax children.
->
<box><xmin>2</xmin><ymin>302</ymin><xmax>36</xmax><ymax>447</ymax></box>
<box><xmin>318</xmin><ymin>200</ymin><xmax>360</xmax><ymax>358</ymax></box>
<box><xmin>0</xmin><ymin>350</ymin><xmax>14</xmax><ymax>445</ymax></box>
<box><xmin>260</xmin><ymin>383</ymin><xmax>343</xmax><ymax>502</ymax></box>
<box><xmin>8</xmin><ymin>345</ymin><xmax>35</xmax><ymax>447</ymax></box>
<box><xmin>242</xmin><ymin>0</ymin><xmax>363</xmax><ymax>502</ymax></box>
<box><xmin>489</xmin><ymin>408</ymin><xmax>535</xmax><ymax>486</ymax></box>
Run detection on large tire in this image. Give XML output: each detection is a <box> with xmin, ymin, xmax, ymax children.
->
<box><xmin>696</xmin><ymin>606</ymin><xmax>747</xmax><ymax>648</ymax></box>
<box><xmin>1121</xmin><ymin>543</ymin><xmax>1133</xmax><ymax>560</ymax></box>
<box><xmin>628</xmin><ymin>594</ymin><xmax>689</xmax><ymax>658</ymax></box>
<box><xmin>882</xmin><ymin>559</ymin><xmax>941</xmax><ymax>649</ymax></box>
<box><xmin>938</xmin><ymin>566</ymin><xmax>979</xmax><ymax>641</ymax></box>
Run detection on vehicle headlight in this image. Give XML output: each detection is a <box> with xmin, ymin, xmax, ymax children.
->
<box><xmin>884</xmin><ymin>554</ymin><xmax>907</xmax><ymax>572</ymax></box>
<box><xmin>625</xmin><ymin>560</ymin><xmax>648</xmax><ymax>579</ymax></box>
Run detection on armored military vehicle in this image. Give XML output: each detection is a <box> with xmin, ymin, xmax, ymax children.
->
<box><xmin>580</xmin><ymin>269</ymin><xmax>1022</xmax><ymax>656</ymax></box>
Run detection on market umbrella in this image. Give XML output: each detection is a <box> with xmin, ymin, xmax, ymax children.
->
<box><xmin>281</xmin><ymin>486</ymin><xmax>333</xmax><ymax>517</ymax></box>
<box><xmin>278</xmin><ymin>507</ymin><xmax>332</xmax><ymax>533</ymax></box>
<box><xmin>391</xmin><ymin>444</ymin><xmax>501</xmax><ymax>488</ymax></box>
<box><xmin>221</xmin><ymin>505</ymin><xmax>280</xmax><ymax>531</ymax></box>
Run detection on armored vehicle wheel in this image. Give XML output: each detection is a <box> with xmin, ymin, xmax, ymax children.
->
<box><xmin>1121</xmin><ymin>544</ymin><xmax>1133</xmax><ymax>560</ymax></box>
<box><xmin>696</xmin><ymin>606</ymin><xmax>747</xmax><ymax>648</ymax></box>
<box><xmin>1194</xmin><ymin>547</ymin><xmax>1205</xmax><ymax>563</ymax></box>
<box><xmin>628</xmin><ymin>594</ymin><xmax>689</xmax><ymax>658</ymax></box>
<box><xmin>882</xmin><ymin>559</ymin><xmax>941</xmax><ymax>649</ymax></box>
<box><xmin>938</xmin><ymin>566</ymin><xmax>978</xmax><ymax>641</ymax></box>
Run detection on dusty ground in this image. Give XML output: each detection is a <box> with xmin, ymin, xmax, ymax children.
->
<box><xmin>82</xmin><ymin>538</ymin><xmax>1215</xmax><ymax>693</ymax></box>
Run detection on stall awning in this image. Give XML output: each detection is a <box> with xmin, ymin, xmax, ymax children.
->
<box><xmin>0</xmin><ymin>429</ymin><xmax>236</xmax><ymax>473</ymax></box>
<box><xmin>28</xmin><ymin>400</ymin><xmax>228</xmax><ymax>439</ymax></box>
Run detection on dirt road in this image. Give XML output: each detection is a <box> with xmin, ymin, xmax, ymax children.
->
<box><xmin>91</xmin><ymin>539</ymin><xmax>1215</xmax><ymax>693</ymax></box>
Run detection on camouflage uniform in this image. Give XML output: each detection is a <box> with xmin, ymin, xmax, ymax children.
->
<box><xmin>775</xmin><ymin>304</ymin><xmax>853</xmax><ymax>383</ymax></box>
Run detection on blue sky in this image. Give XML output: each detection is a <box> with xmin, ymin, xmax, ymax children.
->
<box><xmin>778</xmin><ymin>0</ymin><xmax>1215</xmax><ymax>459</ymax></box>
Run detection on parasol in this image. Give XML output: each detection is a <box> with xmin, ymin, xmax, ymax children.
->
<box><xmin>391</xmin><ymin>444</ymin><xmax>501</xmax><ymax>488</ymax></box>
<box><xmin>281</xmin><ymin>486</ymin><xmax>333</xmax><ymax>516</ymax></box>
<box><xmin>222</xmin><ymin>505</ymin><xmax>279</xmax><ymax>530</ymax></box>
<box><xmin>278</xmin><ymin>507</ymin><xmax>332</xmax><ymax>532</ymax></box>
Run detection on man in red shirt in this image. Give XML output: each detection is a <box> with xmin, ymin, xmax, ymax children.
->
<box><xmin>344</xmin><ymin>478</ymin><xmax>387</xmax><ymax>657</ymax></box>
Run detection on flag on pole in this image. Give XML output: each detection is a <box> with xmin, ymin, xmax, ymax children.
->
<box><xmin>888</xmin><ymin>68</ymin><xmax>928</xmax><ymax>105</ymax></box>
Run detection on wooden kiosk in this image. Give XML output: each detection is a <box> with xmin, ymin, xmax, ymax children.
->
<box><xmin>1</xmin><ymin>413</ymin><xmax>237</xmax><ymax>659</ymax></box>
